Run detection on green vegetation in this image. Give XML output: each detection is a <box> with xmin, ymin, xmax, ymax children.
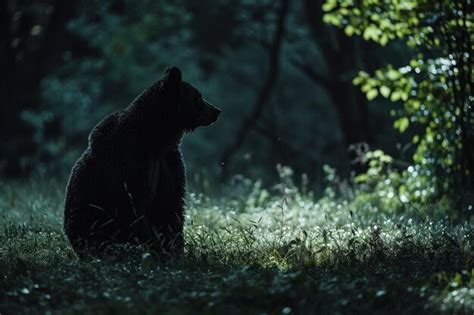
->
<box><xmin>1</xmin><ymin>174</ymin><xmax>472</xmax><ymax>314</ymax></box>
<box><xmin>324</xmin><ymin>0</ymin><xmax>474</xmax><ymax>207</ymax></box>
<box><xmin>1</xmin><ymin>0</ymin><xmax>473</xmax><ymax>313</ymax></box>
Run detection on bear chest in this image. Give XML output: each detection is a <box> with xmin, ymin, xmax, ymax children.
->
<box><xmin>145</xmin><ymin>158</ymin><xmax>160</xmax><ymax>197</ymax></box>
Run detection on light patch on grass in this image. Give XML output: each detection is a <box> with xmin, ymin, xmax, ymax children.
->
<box><xmin>0</xmin><ymin>178</ymin><xmax>473</xmax><ymax>314</ymax></box>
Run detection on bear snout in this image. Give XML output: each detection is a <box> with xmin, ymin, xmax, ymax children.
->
<box><xmin>201</xmin><ymin>99</ymin><xmax>221</xmax><ymax>126</ymax></box>
<box><xmin>211</xmin><ymin>107</ymin><xmax>221</xmax><ymax>120</ymax></box>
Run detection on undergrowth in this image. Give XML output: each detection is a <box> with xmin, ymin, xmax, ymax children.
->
<box><xmin>0</xmin><ymin>171</ymin><xmax>473</xmax><ymax>314</ymax></box>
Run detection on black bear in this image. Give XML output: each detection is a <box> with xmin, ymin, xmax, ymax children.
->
<box><xmin>63</xmin><ymin>66</ymin><xmax>220</xmax><ymax>257</ymax></box>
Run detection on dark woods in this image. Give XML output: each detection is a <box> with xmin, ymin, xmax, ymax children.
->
<box><xmin>0</xmin><ymin>0</ymin><xmax>390</xmax><ymax>179</ymax></box>
<box><xmin>1</xmin><ymin>0</ymin><xmax>472</xmax><ymax>209</ymax></box>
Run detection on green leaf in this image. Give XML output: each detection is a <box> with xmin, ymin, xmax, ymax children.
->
<box><xmin>390</xmin><ymin>91</ymin><xmax>402</xmax><ymax>102</ymax></box>
<box><xmin>323</xmin><ymin>14</ymin><xmax>340</xmax><ymax>25</ymax></box>
<box><xmin>367</xmin><ymin>89</ymin><xmax>379</xmax><ymax>100</ymax></box>
<box><xmin>361</xmin><ymin>83</ymin><xmax>373</xmax><ymax>93</ymax></box>
<box><xmin>353</xmin><ymin>76</ymin><xmax>364</xmax><ymax>85</ymax></box>
<box><xmin>379</xmin><ymin>34</ymin><xmax>389</xmax><ymax>46</ymax></box>
<box><xmin>386</xmin><ymin>69</ymin><xmax>400</xmax><ymax>80</ymax></box>
<box><xmin>380</xmin><ymin>86</ymin><xmax>391</xmax><ymax>98</ymax></box>
<box><xmin>322</xmin><ymin>0</ymin><xmax>337</xmax><ymax>12</ymax></box>
<box><xmin>363</xmin><ymin>26</ymin><xmax>380</xmax><ymax>41</ymax></box>
<box><xmin>400</xmin><ymin>91</ymin><xmax>409</xmax><ymax>101</ymax></box>
<box><xmin>354</xmin><ymin>173</ymin><xmax>368</xmax><ymax>183</ymax></box>
<box><xmin>394</xmin><ymin>117</ymin><xmax>409</xmax><ymax>132</ymax></box>
<box><xmin>344</xmin><ymin>25</ymin><xmax>355</xmax><ymax>36</ymax></box>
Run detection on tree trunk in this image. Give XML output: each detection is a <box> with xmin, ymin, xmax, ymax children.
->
<box><xmin>219</xmin><ymin>0</ymin><xmax>290</xmax><ymax>179</ymax></box>
<box><xmin>292</xmin><ymin>0</ymin><xmax>373</xmax><ymax>175</ymax></box>
<box><xmin>0</xmin><ymin>1</ymin><xmax>83</xmax><ymax>176</ymax></box>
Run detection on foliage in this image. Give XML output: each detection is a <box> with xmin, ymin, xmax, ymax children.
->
<box><xmin>323</xmin><ymin>0</ymin><xmax>474</xmax><ymax>208</ymax></box>
<box><xmin>1</xmin><ymin>178</ymin><xmax>473</xmax><ymax>314</ymax></box>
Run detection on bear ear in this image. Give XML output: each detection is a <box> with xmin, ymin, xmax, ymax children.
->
<box><xmin>164</xmin><ymin>66</ymin><xmax>182</xmax><ymax>87</ymax></box>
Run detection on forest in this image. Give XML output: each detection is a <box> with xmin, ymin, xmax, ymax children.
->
<box><xmin>1</xmin><ymin>0</ymin><xmax>473</xmax><ymax>314</ymax></box>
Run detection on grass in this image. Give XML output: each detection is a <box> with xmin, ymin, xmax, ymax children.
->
<box><xmin>0</xmin><ymin>176</ymin><xmax>473</xmax><ymax>314</ymax></box>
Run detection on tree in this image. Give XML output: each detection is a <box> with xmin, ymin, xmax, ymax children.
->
<box><xmin>0</xmin><ymin>0</ymin><xmax>86</xmax><ymax>176</ymax></box>
<box><xmin>324</xmin><ymin>0</ymin><xmax>473</xmax><ymax>205</ymax></box>
<box><xmin>219</xmin><ymin>0</ymin><xmax>290</xmax><ymax>179</ymax></box>
<box><xmin>291</xmin><ymin>0</ymin><xmax>379</xmax><ymax>175</ymax></box>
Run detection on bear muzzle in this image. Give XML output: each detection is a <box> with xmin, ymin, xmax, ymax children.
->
<box><xmin>200</xmin><ymin>99</ymin><xmax>221</xmax><ymax>126</ymax></box>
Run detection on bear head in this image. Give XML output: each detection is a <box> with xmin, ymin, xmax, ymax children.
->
<box><xmin>162</xmin><ymin>66</ymin><xmax>221</xmax><ymax>133</ymax></box>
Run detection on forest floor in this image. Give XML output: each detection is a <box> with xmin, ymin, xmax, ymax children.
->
<box><xmin>0</xmin><ymin>179</ymin><xmax>473</xmax><ymax>314</ymax></box>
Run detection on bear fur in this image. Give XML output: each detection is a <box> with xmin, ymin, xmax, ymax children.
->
<box><xmin>63</xmin><ymin>67</ymin><xmax>220</xmax><ymax>257</ymax></box>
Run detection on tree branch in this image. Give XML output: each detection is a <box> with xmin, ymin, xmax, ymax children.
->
<box><xmin>290</xmin><ymin>56</ymin><xmax>332</xmax><ymax>90</ymax></box>
<box><xmin>304</xmin><ymin>0</ymin><xmax>339</xmax><ymax>64</ymax></box>
<box><xmin>220</xmin><ymin>0</ymin><xmax>290</xmax><ymax>179</ymax></box>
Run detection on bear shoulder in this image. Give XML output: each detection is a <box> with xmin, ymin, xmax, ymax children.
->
<box><xmin>87</xmin><ymin>112</ymin><xmax>121</xmax><ymax>150</ymax></box>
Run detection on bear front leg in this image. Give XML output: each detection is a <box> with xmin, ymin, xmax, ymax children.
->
<box><xmin>149</xmin><ymin>211</ymin><xmax>184</xmax><ymax>257</ymax></box>
<box><xmin>148</xmin><ymin>149</ymin><xmax>186</xmax><ymax>258</ymax></box>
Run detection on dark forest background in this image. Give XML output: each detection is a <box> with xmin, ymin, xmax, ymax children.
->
<box><xmin>1</xmin><ymin>0</ymin><xmax>409</xmax><ymax>183</ymax></box>
<box><xmin>1</xmin><ymin>0</ymin><xmax>473</xmax><ymax>209</ymax></box>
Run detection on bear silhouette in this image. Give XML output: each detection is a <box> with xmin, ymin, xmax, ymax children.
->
<box><xmin>64</xmin><ymin>66</ymin><xmax>220</xmax><ymax>257</ymax></box>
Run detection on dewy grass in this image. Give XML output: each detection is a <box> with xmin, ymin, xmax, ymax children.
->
<box><xmin>0</xmin><ymin>178</ymin><xmax>473</xmax><ymax>314</ymax></box>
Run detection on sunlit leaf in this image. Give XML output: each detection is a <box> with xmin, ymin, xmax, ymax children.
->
<box><xmin>367</xmin><ymin>89</ymin><xmax>379</xmax><ymax>100</ymax></box>
<box><xmin>380</xmin><ymin>86</ymin><xmax>391</xmax><ymax>97</ymax></box>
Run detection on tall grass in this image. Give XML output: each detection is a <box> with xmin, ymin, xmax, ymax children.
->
<box><xmin>0</xmin><ymin>174</ymin><xmax>473</xmax><ymax>314</ymax></box>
